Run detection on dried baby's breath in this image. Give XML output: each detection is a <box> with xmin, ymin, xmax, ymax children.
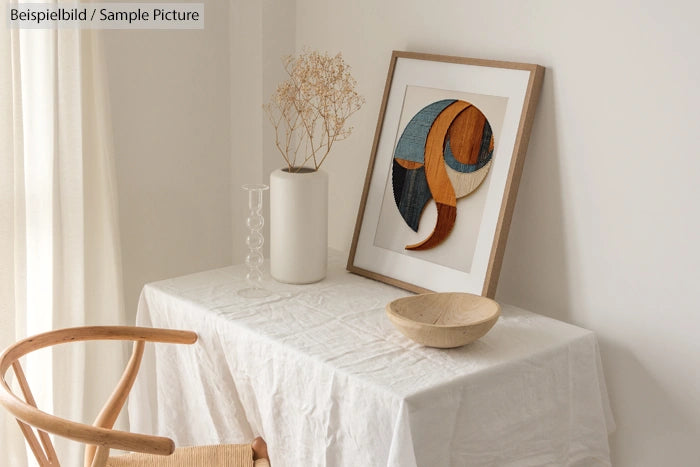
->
<box><xmin>264</xmin><ymin>49</ymin><xmax>365</xmax><ymax>171</ymax></box>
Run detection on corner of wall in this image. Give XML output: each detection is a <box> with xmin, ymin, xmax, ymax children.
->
<box><xmin>230</xmin><ymin>0</ymin><xmax>296</xmax><ymax>263</ymax></box>
<box><xmin>230</xmin><ymin>1</ymin><xmax>265</xmax><ymax>263</ymax></box>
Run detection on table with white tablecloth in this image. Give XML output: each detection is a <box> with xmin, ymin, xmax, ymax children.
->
<box><xmin>129</xmin><ymin>252</ymin><xmax>615</xmax><ymax>467</ymax></box>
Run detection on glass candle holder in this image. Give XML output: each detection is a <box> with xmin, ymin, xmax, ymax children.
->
<box><xmin>238</xmin><ymin>184</ymin><xmax>270</xmax><ymax>298</ymax></box>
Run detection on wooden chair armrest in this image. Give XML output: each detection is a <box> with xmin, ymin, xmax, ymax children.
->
<box><xmin>0</xmin><ymin>392</ymin><xmax>174</xmax><ymax>455</ymax></box>
<box><xmin>1</xmin><ymin>327</ymin><xmax>196</xmax><ymax>371</ymax></box>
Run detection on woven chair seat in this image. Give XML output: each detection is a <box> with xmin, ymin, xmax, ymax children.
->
<box><xmin>106</xmin><ymin>443</ymin><xmax>270</xmax><ymax>467</ymax></box>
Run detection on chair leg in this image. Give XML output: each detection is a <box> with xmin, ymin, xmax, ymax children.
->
<box><xmin>90</xmin><ymin>445</ymin><xmax>110</xmax><ymax>467</ymax></box>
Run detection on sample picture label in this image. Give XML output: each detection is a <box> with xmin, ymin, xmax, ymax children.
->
<box><xmin>7</xmin><ymin>3</ymin><xmax>204</xmax><ymax>29</ymax></box>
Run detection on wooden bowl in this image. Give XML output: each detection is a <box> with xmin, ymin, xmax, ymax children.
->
<box><xmin>386</xmin><ymin>292</ymin><xmax>500</xmax><ymax>348</ymax></box>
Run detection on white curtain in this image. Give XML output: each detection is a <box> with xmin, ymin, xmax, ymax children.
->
<box><xmin>1</xmin><ymin>10</ymin><xmax>126</xmax><ymax>467</ymax></box>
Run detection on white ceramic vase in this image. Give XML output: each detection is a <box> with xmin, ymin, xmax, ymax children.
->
<box><xmin>270</xmin><ymin>168</ymin><xmax>328</xmax><ymax>283</ymax></box>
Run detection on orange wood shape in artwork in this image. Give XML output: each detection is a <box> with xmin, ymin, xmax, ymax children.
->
<box><xmin>405</xmin><ymin>101</ymin><xmax>469</xmax><ymax>250</ymax></box>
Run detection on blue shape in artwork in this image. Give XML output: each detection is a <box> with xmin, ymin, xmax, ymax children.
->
<box><xmin>393</xmin><ymin>99</ymin><xmax>456</xmax><ymax>163</ymax></box>
<box><xmin>392</xmin><ymin>160</ymin><xmax>431</xmax><ymax>232</ymax></box>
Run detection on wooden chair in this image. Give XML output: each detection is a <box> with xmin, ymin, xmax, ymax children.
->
<box><xmin>0</xmin><ymin>326</ymin><xmax>270</xmax><ymax>467</ymax></box>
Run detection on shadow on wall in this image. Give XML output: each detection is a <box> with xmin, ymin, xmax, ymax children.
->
<box><xmin>599</xmin><ymin>336</ymin><xmax>697</xmax><ymax>466</ymax></box>
<box><xmin>495</xmin><ymin>68</ymin><xmax>700</xmax><ymax>467</ymax></box>
<box><xmin>495</xmin><ymin>67</ymin><xmax>573</xmax><ymax>323</ymax></box>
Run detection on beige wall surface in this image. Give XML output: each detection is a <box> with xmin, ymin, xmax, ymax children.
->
<box><xmin>102</xmin><ymin>0</ymin><xmax>233</xmax><ymax>321</ymax></box>
<box><xmin>293</xmin><ymin>0</ymin><xmax>700</xmax><ymax>465</ymax></box>
<box><xmin>230</xmin><ymin>0</ymin><xmax>297</xmax><ymax>264</ymax></box>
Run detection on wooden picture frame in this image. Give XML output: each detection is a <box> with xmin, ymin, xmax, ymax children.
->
<box><xmin>347</xmin><ymin>51</ymin><xmax>544</xmax><ymax>297</ymax></box>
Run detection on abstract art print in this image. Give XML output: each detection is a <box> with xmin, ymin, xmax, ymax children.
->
<box><xmin>348</xmin><ymin>52</ymin><xmax>544</xmax><ymax>296</ymax></box>
<box><xmin>392</xmin><ymin>97</ymin><xmax>494</xmax><ymax>251</ymax></box>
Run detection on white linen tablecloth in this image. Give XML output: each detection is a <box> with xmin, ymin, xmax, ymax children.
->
<box><xmin>129</xmin><ymin>252</ymin><xmax>614</xmax><ymax>467</ymax></box>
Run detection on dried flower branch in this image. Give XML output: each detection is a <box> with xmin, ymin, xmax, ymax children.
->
<box><xmin>264</xmin><ymin>49</ymin><xmax>365</xmax><ymax>172</ymax></box>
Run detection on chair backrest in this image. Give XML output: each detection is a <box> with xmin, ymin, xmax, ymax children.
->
<box><xmin>0</xmin><ymin>326</ymin><xmax>198</xmax><ymax>467</ymax></box>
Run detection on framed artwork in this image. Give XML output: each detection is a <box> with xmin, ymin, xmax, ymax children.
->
<box><xmin>347</xmin><ymin>51</ymin><xmax>544</xmax><ymax>297</ymax></box>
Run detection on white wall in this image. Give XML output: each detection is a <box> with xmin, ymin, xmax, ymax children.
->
<box><xmin>102</xmin><ymin>0</ymin><xmax>233</xmax><ymax>321</ymax></box>
<box><xmin>230</xmin><ymin>0</ymin><xmax>296</xmax><ymax>263</ymax></box>
<box><xmin>262</xmin><ymin>0</ymin><xmax>297</xmax><ymax>203</ymax></box>
<box><xmin>293</xmin><ymin>0</ymin><xmax>700</xmax><ymax>465</ymax></box>
<box><xmin>102</xmin><ymin>0</ymin><xmax>296</xmax><ymax>319</ymax></box>
<box><xmin>231</xmin><ymin>0</ymin><xmax>264</xmax><ymax>264</ymax></box>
